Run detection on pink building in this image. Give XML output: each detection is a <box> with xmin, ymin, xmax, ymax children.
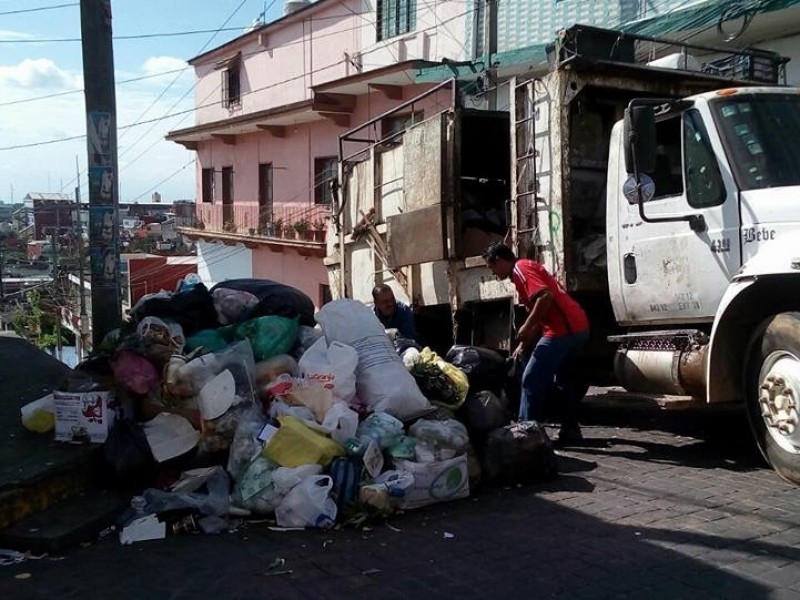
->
<box><xmin>167</xmin><ymin>0</ymin><xmax>468</xmax><ymax>308</ymax></box>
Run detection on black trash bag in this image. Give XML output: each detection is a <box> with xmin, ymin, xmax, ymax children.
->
<box><xmin>211</xmin><ymin>279</ymin><xmax>316</xmax><ymax>327</ymax></box>
<box><xmin>103</xmin><ymin>419</ymin><xmax>156</xmax><ymax>487</ymax></box>
<box><xmin>460</xmin><ymin>390</ymin><xmax>512</xmax><ymax>434</ymax></box>
<box><xmin>131</xmin><ymin>283</ymin><xmax>219</xmax><ymax>337</ymax></box>
<box><xmin>445</xmin><ymin>345</ymin><xmax>508</xmax><ymax>393</ymax></box>
<box><xmin>481</xmin><ymin>421</ymin><xmax>558</xmax><ymax>486</ymax></box>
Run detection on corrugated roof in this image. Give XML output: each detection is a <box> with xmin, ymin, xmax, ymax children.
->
<box><xmin>24</xmin><ymin>193</ymin><xmax>71</xmax><ymax>201</ymax></box>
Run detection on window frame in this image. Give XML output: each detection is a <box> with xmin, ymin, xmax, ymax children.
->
<box><xmin>201</xmin><ymin>168</ymin><xmax>214</xmax><ymax>204</ymax></box>
<box><xmin>221</xmin><ymin>63</ymin><xmax>241</xmax><ymax>109</ymax></box>
<box><xmin>376</xmin><ymin>0</ymin><xmax>416</xmax><ymax>42</ymax></box>
<box><xmin>258</xmin><ymin>162</ymin><xmax>274</xmax><ymax>218</ymax></box>
<box><xmin>682</xmin><ymin>109</ymin><xmax>726</xmax><ymax>209</ymax></box>
<box><xmin>314</xmin><ymin>156</ymin><xmax>337</xmax><ymax>205</ymax></box>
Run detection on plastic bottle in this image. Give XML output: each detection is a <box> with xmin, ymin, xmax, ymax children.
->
<box><xmin>130</xmin><ymin>495</ymin><xmax>148</xmax><ymax>518</ymax></box>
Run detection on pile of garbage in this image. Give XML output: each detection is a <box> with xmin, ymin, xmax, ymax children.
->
<box><xmin>20</xmin><ymin>278</ymin><xmax>557</xmax><ymax>542</ymax></box>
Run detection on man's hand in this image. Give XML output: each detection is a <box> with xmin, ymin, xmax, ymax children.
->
<box><xmin>511</xmin><ymin>342</ymin><xmax>526</xmax><ymax>360</ymax></box>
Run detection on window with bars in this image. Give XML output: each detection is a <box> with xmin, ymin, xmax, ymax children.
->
<box><xmin>376</xmin><ymin>0</ymin><xmax>416</xmax><ymax>42</ymax></box>
<box><xmin>314</xmin><ymin>157</ymin><xmax>337</xmax><ymax>205</ymax></box>
<box><xmin>221</xmin><ymin>63</ymin><xmax>241</xmax><ymax>108</ymax></box>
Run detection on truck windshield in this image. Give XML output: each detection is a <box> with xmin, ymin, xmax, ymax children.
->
<box><xmin>711</xmin><ymin>94</ymin><xmax>800</xmax><ymax>190</ymax></box>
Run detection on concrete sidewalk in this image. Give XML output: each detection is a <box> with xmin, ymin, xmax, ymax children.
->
<box><xmin>0</xmin><ymin>336</ymin><xmax>97</xmax><ymax>531</ymax></box>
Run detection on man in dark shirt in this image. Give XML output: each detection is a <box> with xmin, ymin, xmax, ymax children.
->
<box><xmin>372</xmin><ymin>284</ymin><xmax>416</xmax><ymax>340</ymax></box>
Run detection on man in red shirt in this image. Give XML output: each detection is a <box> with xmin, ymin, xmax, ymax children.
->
<box><xmin>483</xmin><ymin>243</ymin><xmax>590</xmax><ymax>445</ymax></box>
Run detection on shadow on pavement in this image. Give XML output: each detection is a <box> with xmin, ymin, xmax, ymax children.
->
<box><xmin>0</xmin><ymin>469</ymin><xmax>779</xmax><ymax>600</ymax></box>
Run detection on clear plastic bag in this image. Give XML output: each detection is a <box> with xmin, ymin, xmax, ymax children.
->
<box><xmin>409</xmin><ymin>418</ymin><xmax>470</xmax><ymax>462</ymax></box>
<box><xmin>356</xmin><ymin>412</ymin><xmax>405</xmax><ymax>450</ymax></box>
<box><xmin>140</xmin><ymin>466</ymin><xmax>231</xmax><ymax>517</ymax></box>
<box><xmin>275</xmin><ymin>475</ymin><xmax>337</xmax><ymax>529</ymax></box>
<box><xmin>226</xmin><ymin>407</ymin><xmax>268</xmax><ymax>481</ymax></box>
<box><xmin>233</xmin><ymin>459</ymin><xmax>322</xmax><ymax>514</ymax></box>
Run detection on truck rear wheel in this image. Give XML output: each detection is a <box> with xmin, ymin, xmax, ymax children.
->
<box><xmin>746</xmin><ymin>312</ymin><xmax>800</xmax><ymax>485</ymax></box>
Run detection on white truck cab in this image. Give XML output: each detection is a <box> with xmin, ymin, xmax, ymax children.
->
<box><xmin>616</xmin><ymin>88</ymin><xmax>800</xmax><ymax>482</ymax></box>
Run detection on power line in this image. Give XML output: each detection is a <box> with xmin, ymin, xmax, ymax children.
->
<box><xmin>117</xmin><ymin>0</ymin><xmax>255</xmax><ymax>163</ymax></box>
<box><xmin>0</xmin><ymin>26</ymin><xmax>261</xmax><ymax>44</ymax></box>
<box><xmin>0</xmin><ymin>2</ymin><xmax>76</xmax><ymax>16</ymax></box>
<box><xmin>0</xmin><ymin>66</ymin><xmax>192</xmax><ymax>108</ymax></box>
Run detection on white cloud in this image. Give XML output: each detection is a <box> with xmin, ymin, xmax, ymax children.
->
<box><xmin>0</xmin><ymin>58</ymin><xmax>81</xmax><ymax>90</ymax></box>
<box><xmin>0</xmin><ymin>56</ymin><xmax>196</xmax><ymax>202</ymax></box>
<box><xmin>0</xmin><ymin>29</ymin><xmax>37</xmax><ymax>42</ymax></box>
<box><xmin>142</xmin><ymin>55</ymin><xmax>189</xmax><ymax>76</ymax></box>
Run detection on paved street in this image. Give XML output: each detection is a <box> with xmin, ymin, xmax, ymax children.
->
<box><xmin>2</xmin><ymin>395</ymin><xmax>800</xmax><ymax>600</ymax></box>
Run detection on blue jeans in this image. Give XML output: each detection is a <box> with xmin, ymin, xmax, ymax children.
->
<box><xmin>518</xmin><ymin>330</ymin><xmax>590</xmax><ymax>427</ymax></box>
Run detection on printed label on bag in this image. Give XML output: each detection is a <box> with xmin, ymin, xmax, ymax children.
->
<box><xmin>363</xmin><ymin>439</ymin><xmax>384</xmax><ymax>479</ymax></box>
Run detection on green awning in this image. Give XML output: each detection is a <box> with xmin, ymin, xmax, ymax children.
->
<box><xmin>623</xmin><ymin>0</ymin><xmax>800</xmax><ymax>38</ymax></box>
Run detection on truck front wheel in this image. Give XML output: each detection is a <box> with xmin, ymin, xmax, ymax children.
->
<box><xmin>746</xmin><ymin>312</ymin><xmax>800</xmax><ymax>485</ymax></box>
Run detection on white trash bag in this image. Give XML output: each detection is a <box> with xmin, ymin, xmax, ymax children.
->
<box><xmin>298</xmin><ymin>337</ymin><xmax>358</xmax><ymax>404</ymax></box>
<box><xmin>315</xmin><ymin>300</ymin><xmax>430</xmax><ymax>420</ymax></box>
<box><xmin>275</xmin><ymin>475</ymin><xmax>337</xmax><ymax>529</ymax></box>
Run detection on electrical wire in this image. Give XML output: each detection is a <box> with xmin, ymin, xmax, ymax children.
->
<box><xmin>0</xmin><ymin>66</ymin><xmax>193</xmax><ymax>108</ymax></box>
<box><xmin>4</xmin><ymin>3</ymin><xmax>478</xmax><ymax>154</ymax></box>
<box><xmin>0</xmin><ymin>2</ymin><xmax>76</xmax><ymax>16</ymax></box>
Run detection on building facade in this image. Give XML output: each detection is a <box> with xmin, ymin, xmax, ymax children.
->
<box><xmin>18</xmin><ymin>193</ymin><xmax>74</xmax><ymax>241</ymax></box>
<box><xmin>168</xmin><ymin>0</ymin><xmax>470</xmax><ymax>307</ymax></box>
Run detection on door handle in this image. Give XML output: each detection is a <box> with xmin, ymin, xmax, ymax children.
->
<box><xmin>624</xmin><ymin>253</ymin><xmax>637</xmax><ymax>284</ymax></box>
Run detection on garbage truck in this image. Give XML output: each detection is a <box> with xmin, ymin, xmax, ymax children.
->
<box><xmin>326</xmin><ymin>25</ymin><xmax>800</xmax><ymax>483</ymax></box>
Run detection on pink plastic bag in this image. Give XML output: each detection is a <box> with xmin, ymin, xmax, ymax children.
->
<box><xmin>112</xmin><ymin>350</ymin><xmax>160</xmax><ymax>395</ymax></box>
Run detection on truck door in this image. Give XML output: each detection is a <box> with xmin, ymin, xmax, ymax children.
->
<box><xmin>385</xmin><ymin>112</ymin><xmax>451</xmax><ymax>267</ymax></box>
<box><xmin>613</xmin><ymin>106</ymin><xmax>741</xmax><ymax>324</ymax></box>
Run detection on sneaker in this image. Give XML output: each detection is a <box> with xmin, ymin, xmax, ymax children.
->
<box><xmin>555</xmin><ymin>425</ymin><xmax>584</xmax><ymax>448</ymax></box>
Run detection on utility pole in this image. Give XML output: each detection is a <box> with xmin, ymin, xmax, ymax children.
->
<box><xmin>80</xmin><ymin>0</ymin><xmax>121</xmax><ymax>344</ymax></box>
<box><xmin>483</xmin><ymin>0</ymin><xmax>498</xmax><ymax>110</ymax></box>
<box><xmin>75</xmin><ymin>156</ymin><xmax>89</xmax><ymax>358</ymax></box>
<box><xmin>52</xmin><ymin>209</ymin><xmax>62</xmax><ymax>361</ymax></box>
<box><xmin>0</xmin><ymin>234</ymin><xmax>4</xmax><ymax>301</ymax></box>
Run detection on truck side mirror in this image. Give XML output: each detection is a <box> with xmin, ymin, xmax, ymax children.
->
<box><xmin>624</xmin><ymin>106</ymin><xmax>656</xmax><ymax>175</ymax></box>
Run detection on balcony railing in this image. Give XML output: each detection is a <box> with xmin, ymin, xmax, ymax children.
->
<box><xmin>193</xmin><ymin>202</ymin><xmax>330</xmax><ymax>242</ymax></box>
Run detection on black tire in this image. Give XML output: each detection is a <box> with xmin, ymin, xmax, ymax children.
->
<box><xmin>745</xmin><ymin>312</ymin><xmax>800</xmax><ymax>485</ymax></box>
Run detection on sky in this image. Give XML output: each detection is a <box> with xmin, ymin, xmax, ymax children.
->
<box><xmin>0</xmin><ymin>0</ymin><xmax>285</xmax><ymax>205</ymax></box>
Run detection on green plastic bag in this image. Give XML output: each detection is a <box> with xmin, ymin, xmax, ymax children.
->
<box><xmin>228</xmin><ymin>316</ymin><xmax>299</xmax><ymax>362</ymax></box>
<box><xmin>185</xmin><ymin>329</ymin><xmax>230</xmax><ymax>353</ymax></box>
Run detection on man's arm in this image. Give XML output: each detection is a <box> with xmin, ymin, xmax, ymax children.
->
<box><xmin>398</xmin><ymin>304</ymin><xmax>416</xmax><ymax>340</ymax></box>
<box><xmin>512</xmin><ymin>289</ymin><xmax>554</xmax><ymax>358</ymax></box>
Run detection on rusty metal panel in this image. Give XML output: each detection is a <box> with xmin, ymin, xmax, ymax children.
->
<box><xmin>402</xmin><ymin>115</ymin><xmax>444</xmax><ymax>212</ymax></box>
<box><xmin>387</xmin><ymin>205</ymin><xmax>445</xmax><ymax>267</ymax></box>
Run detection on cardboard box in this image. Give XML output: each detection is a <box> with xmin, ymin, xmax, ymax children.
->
<box><xmin>54</xmin><ymin>391</ymin><xmax>116</xmax><ymax>443</ymax></box>
<box><xmin>394</xmin><ymin>455</ymin><xmax>469</xmax><ymax>509</ymax></box>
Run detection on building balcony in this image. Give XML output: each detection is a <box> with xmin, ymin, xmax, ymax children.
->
<box><xmin>178</xmin><ymin>202</ymin><xmax>330</xmax><ymax>252</ymax></box>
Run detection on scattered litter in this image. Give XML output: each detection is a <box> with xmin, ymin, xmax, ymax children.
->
<box><xmin>323</xmin><ymin>539</ymin><xmax>334</xmax><ymax>549</ymax></box>
<box><xmin>443</xmin><ymin>532</ymin><xmax>455</xmax><ymax>539</ymax></box>
<box><xmin>362</xmin><ymin>569</ymin><xmax>382</xmax><ymax>576</ymax></box>
<box><xmin>268</xmin><ymin>526</ymin><xmax>305</xmax><ymax>532</ymax></box>
<box><xmin>15</xmin><ymin>573</ymin><xmax>32</xmax><ymax>580</ymax></box>
<box><xmin>0</xmin><ymin>549</ymin><xmax>26</xmax><ymax>567</ymax></box>
<box><xmin>386</xmin><ymin>524</ymin><xmax>402</xmax><ymax>532</ymax></box>
<box><xmin>263</xmin><ymin>557</ymin><xmax>293</xmax><ymax>577</ymax></box>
